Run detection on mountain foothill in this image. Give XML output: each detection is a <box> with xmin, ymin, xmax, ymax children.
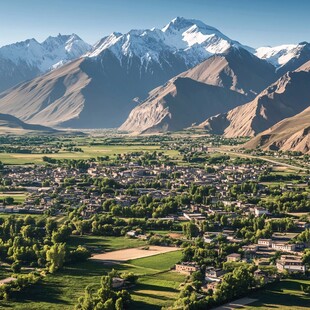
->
<box><xmin>0</xmin><ymin>17</ymin><xmax>309</xmax><ymax>153</ymax></box>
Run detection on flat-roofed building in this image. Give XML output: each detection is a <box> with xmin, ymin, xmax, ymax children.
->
<box><xmin>226</xmin><ymin>253</ymin><xmax>241</xmax><ymax>262</ymax></box>
<box><xmin>276</xmin><ymin>255</ymin><xmax>306</xmax><ymax>274</ymax></box>
<box><xmin>175</xmin><ymin>262</ymin><xmax>199</xmax><ymax>274</ymax></box>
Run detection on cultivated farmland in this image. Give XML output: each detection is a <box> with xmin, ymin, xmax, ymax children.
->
<box><xmin>90</xmin><ymin>246</ymin><xmax>180</xmax><ymax>263</ymax></box>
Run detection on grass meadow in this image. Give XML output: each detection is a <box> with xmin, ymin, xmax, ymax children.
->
<box><xmin>0</xmin><ymin>192</ymin><xmax>27</xmax><ymax>203</ymax></box>
<box><xmin>0</xmin><ymin>236</ymin><xmax>184</xmax><ymax>309</ymax></box>
<box><xmin>0</xmin><ymin>145</ymin><xmax>179</xmax><ymax>165</ymax></box>
<box><xmin>245</xmin><ymin>279</ymin><xmax>310</xmax><ymax>310</ymax></box>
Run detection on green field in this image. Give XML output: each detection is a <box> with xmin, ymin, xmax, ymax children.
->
<box><xmin>131</xmin><ymin>270</ymin><xmax>185</xmax><ymax>309</ymax></box>
<box><xmin>245</xmin><ymin>279</ymin><xmax>310</xmax><ymax>309</ymax></box>
<box><xmin>0</xmin><ymin>145</ymin><xmax>179</xmax><ymax>165</ymax></box>
<box><xmin>0</xmin><ymin>250</ymin><xmax>184</xmax><ymax>310</ymax></box>
<box><xmin>0</xmin><ymin>192</ymin><xmax>27</xmax><ymax>203</ymax></box>
<box><xmin>127</xmin><ymin>250</ymin><xmax>181</xmax><ymax>271</ymax></box>
<box><xmin>67</xmin><ymin>235</ymin><xmax>148</xmax><ymax>251</ymax></box>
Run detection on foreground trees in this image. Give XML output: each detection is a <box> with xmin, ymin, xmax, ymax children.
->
<box><xmin>46</xmin><ymin>243</ymin><xmax>66</xmax><ymax>273</ymax></box>
<box><xmin>76</xmin><ymin>271</ymin><xmax>131</xmax><ymax>310</ymax></box>
<box><xmin>0</xmin><ymin>216</ymin><xmax>89</xmax><ymax>275</ymax></box>
<box><xmin>171</xmin><ymin>265</ymin><xmax>257</xmax><ymax>309</ymax></box>
<box><xmin>0</xmin><ymin>273</ymin><xmax>40</xmax><ymax>301</ymax></box>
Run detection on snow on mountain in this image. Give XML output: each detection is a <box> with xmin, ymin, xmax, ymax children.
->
<box><xmin>0</xmin><ymin>33</ymin><xmax>91</xmax><ymax>72</ymax></box>
<box><xmin>162</xmin><ymin>17</ymin><xmax>233</xmax><ymax>51</ymax></box>
<box><xmin>87</xmin><ymin>17</ymin><xmax>252</xmax><ymax>67</ymax></box>
<box><xmin>255</xmin><ymin>43</ymin><xmax>308</xmax><ymax>68</ymax></box>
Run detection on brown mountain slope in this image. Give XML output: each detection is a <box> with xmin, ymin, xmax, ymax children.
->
<box><xmin>200</xmin><ymin>61</ymin><xmax>310</xmax><ymax>137</ymax></box>
<box><xmin>120</xmin><ymin>47</ymin><xmax>276</xmax><ymax>133</ymax></box>
<box><xmin>181</xmin><ymin>47</ymin><xmax>276</xmax><ymax>96</ymax></box>
<box><xmin>0</xmin><ymin>113</ymin><xmax>58</xmax><ymax>134</ymax></box>
<box><xmin>120</xmin><ymin>77</ymin><xmax>248</xmax><ymax>133</ymax></box>
<box><xmin>244</xmin><ymin>106</ymin><xmax>310</xmax><ymax>153</ymax></box>
<box><xmin>0</xmin><ymin>49</ymin><xmax>191</xmax><ymax>128</ymax></box>
<box><xmin>0</xmin><ymin>59</ymin><xmax>90</xmax><ymax>127</ymax></box>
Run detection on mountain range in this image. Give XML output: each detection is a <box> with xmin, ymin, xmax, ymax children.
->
<box><xmin>244</xmin><ymin>106</ymin><xmax>310</xmax><ymax>154</ymax></box>
<box><xmin>0</xmin><ymin>17</ymin><xmax>253</xmax><ymax>128</ymax></box>
<box><xmin>199</xmin><ymin>61</ymin><xmax>310</xmax><ymax>137</ymax></box>
<box><xmin>0</xmin><ymin>34</ymin><xmax>91</xmax><ymax>92</ymax></box>
<box><xmin>120</xmin><ymin>46</ymin><xmax>276</xmax><ymax>133</ymax></box>
<box><xmin>256</xmin><ymin>42</ymin><xmax>310</xmax><ymax>75</ymax></box>
<box><xmin>0</xmin><ymin>17</ymin><xmax>309</xmax><ymax>152</ymax></box>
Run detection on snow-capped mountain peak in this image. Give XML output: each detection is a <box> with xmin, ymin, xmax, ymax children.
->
<box><xmin>162</xmin><ymin>16</ymin><xmax>218</xmax><ymax>34</ymax></box>
<box><xmin>255</xmin><ymin>44</ymin><xmax>299</xmax><ymax>67</ymax></box>
<box><xmin>255</xmin><ymin>42</ymin><xmax>310</xmax><ymax>68</ymax></box>
<box><xmin>87</xmin><ymin>17</ymin><xmax>249</xmax><ymax>67</ymax></box>
<box><xmin>0</xmin><ymin>33</ymin><xmax>91</xmax><ymax>72</ymax></box>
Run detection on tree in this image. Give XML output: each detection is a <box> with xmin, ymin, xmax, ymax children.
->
<box><xmin>115</xmin><ymin>298</ymin><xmax>123</xmax><ymax>310</ymax></box>
<box><xmin>303</xmin><ymin>249</ymin><xmax>310</xmax><ymax>266</ymax></box>
<box><xmin>70</xmin><ymin>246</ymin><xmax>91</xmax><ymax>263</ymax></box>
<box><xmin>52</xmin><ymin>225</ymin><xmax>72</xmax><ymax>243</ymax></box>
<box><xmin>11</xmin><ymin>261</ymin><xmax>21</xmax><ymax>273</ymax></box>
<box><xmin>4</xmin><ymin>197</ymin><xmax>14</xmax><ymax>205</ymax></box>
<box><xmin>45</xmin><ymin>219</ymin><xmax>57</xmax><ymax>236</ymax></box>
<box><xmin>103</xmin><ymin>299</ymin><xmax>114</xmax><ymax>310</ymax></box>
<box><xmin>220</xmin><ymin>215</ymin><xmax>228</xmax><ymax>227</ymax></box>
<box><xmin>183</xmin><ymin>222</ymin><xmax>199</xmax><ymax>239</ymax></box>
<box><xmin>46</xmin><ymin>243</ymin><xmax>66</xmax><ymax>273</ymax></box>
<box><xmin>214</xmin><ymin>265</ymin><xmax>255</xmax><ymax>303</ymax></box>
<box><xmin>301</xmin><ymin>284</ymin><xmax>310</xmax><ymax>295</ymax></box>
<box><xmin>75</xmin><ymin>274</ymin><xmax>131</xmax><ymax>310</ymax></box>
<box><xmin>97</xmin><ymin>276</ymin><xmax>113</xmax><ymax>303</ymax></box>
<box><xmin>75</xmin><ymin>286</ymin><xmax>95</xmax><ymax>310</ymax></box>
<box><xmin>42</xmin><ymin>180</ymin><xmax>50</xmax><ymax>187</ymax></box>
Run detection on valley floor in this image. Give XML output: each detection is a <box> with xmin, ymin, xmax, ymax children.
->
<box><xmin>245</xmin><ymin>279</ymin><xmax>310</xmax><ymax>310</ymax></box>
<box><xmin>0</xmin><ymin>236</ymin><xmax>184</xmax><ymax>310</ymax></box>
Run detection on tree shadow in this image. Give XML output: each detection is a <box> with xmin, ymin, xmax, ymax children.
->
<box><xmin>134</xmin><ymin>282</ymin><xmax>178</xmax><ymax>294</ymax></box>
<box><xmin>249</xmin><ymin>281</ymin><xmax>310</xmax><ymax>308</ymax></box>
<box><xmin>129</xmin><ymin>299</ymin><xmax>161</xmax><ymax>310</ymax></box>
<box><xmin>0</xmin><ymin>279</ymin><xmax>69</xmax><ymax>308</ymax></box>
<box><xmin>61</xmin><ymin>260</ymin><xmax>137</xmax><ymax>278</ymax></box>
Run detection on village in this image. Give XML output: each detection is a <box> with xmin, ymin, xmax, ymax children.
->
<box><xmin>0</xmin><ymin>141</ymin><xmax>309</xmax><ymax>306</ymax></box>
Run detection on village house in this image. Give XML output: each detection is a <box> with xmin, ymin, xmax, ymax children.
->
<box><xmin>183</xmin><ymin>212</ymin><xmax>206</xmax><ymax>221</ymax></box>
<box><xmin>276</xmin><ymin>255</ymin><xmax>306</xmax><ymax>274</ymax></box>
<box><xmin>258</xmin><ymin>239</ymin><xmax>272</xmax><ymax>248</ymax></box>
<box><xmin>203</xmin><ymin>280</ymin><xmax>221</xmax><ymax>292</ymax></box>
<box><xmin>271</xmin><ymin>242</ymin><xmax>296</xmax><ymax>252</ymax></box>
<box><xmin>205</xmin><ymin>267</ymin><xmax>226</xmax><ymax>281</ymax></box>
<box><xmin>254</xmin><ymin>206</ymin><xmax>269</xmax><ymax>217</ymax></box>
<box><xmin>295</xmin><ymin>221</ymin><xmax>310</xmax><ymax>230</ymax></box>
<box><xmin>175</xmin><ymin>262</ymin><xmax>200</xmax><ymax>274</ymax></box>
<box><xmin>242</xmin><ymin>244</ymin><xmax>258</xmax><ymax>259</ymax></box>
<box><xmin>226</xmin><ymin>253</ymin><xmax>241</xmax><ymax>262</ymax></box>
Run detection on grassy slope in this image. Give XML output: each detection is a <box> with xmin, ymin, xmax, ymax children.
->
<box><xmin>0</xmin><ymin>238</ymin><xmax>184</xmax><ymax>310</ymax></box>
<box><xmin>0</xmin><ymin>193</ymin><xmax>27</xmax><ymax>203</ymax></box>
<box><xmin>67</xmin><ymin>235</ymin><xmax>148</xmax><ymax>251</ymax></box>
<box><xmin>246</xmin><ymin>279</ymin><xmax>310</xmax><ymax>310</ymax></box>
<box><xmin>0</xmin><ymin>145</ymin><xmax>179</xmax><ymax>165</ymax></box>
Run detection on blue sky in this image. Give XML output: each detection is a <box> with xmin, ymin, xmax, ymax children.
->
<box><xmin>0</xmin><ymin>0</ymin><xmax>309</xmax><ymax>48</ymax></box>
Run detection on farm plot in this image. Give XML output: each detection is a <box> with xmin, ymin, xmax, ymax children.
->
<box><xmin>90</xmin><ymin>246</ymin><xmax>180</xmax><ymax>263</ymax></box>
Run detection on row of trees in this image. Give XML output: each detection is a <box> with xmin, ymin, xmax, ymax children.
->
<box><xmin>0</xmin><ymin>273</ymin><xmax>40</xmax><ymax>301</ymax></box>
<box><xmin>0</xmin><ymin>216</ymin><xmax>90</xmax><ymax>275</ymax></box>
